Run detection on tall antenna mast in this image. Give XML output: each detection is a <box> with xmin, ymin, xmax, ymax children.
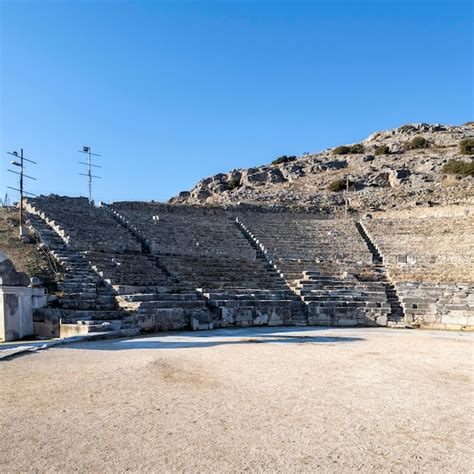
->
<box><xmin>78</xmin><ymin>146</ymin><xmax>101</xmax><ymax>205</ymax></box>
<box><xmin>6</xmin><ymin>148</ymin><xmax>37</xmax><ymax>237</ymax></box>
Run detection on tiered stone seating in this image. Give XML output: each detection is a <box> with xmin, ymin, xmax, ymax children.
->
<box><xmin>110</xmin><ymin>202</ymin><xmax>297</xmax><ymax>327</ymax></box>
<box><xmin>362</xmin><ymin>215</ymin><xmax>474</xmax><ymax>329</ymax></box>
<box><xmin>110</xmin><ymin>202</ymin><xmax>255</xmax><ymax>259</ymax></box>
<box><xmin>296</xmin><ymin>271</ymin><xmax>390</xmax><ymax>326</ymax></box>
<box><xmin>237</xmin><ymin>213</ymin><xmax>373</xmax><ymax>284</ymax></box>
<box><xmin>84</xmin><ymin>251</ymin><xmax>210</xmax><ymax>331</ymax></box>
<box><xmin>237</xmin><ymin>212</ymin><xmax>392</xmax><ymax>326</ymax></box>
<box><xmin>26</xmin><ymin>213</ymin><xmax>136</xmax><ymax>338</ymax></box>
<box><xmin>26</xmin><ymin>196</ymin><xmax>141</xmax><ymax>253</ymax></box>
<box><xmin>363</xmin><ymin>216</ymin><xmax>474</xmax><ymax>283</ymax></box>
<box><xmin>26</xmin><ymin>197</ymin><xmax>209</xmax><ymax>334</ymax></box>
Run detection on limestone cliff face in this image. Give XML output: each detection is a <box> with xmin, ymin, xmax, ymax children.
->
<box><xmin>170</xmin><ymin>123</ymin><xmax>474</xmax><ymax>213</ymax></box>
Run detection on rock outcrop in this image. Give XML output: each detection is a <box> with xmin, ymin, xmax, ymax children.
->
<box><xmin>170</xmin><ymin>122</ymin><xmax>474</xmax><ymax>213</ymax></box>
<box><xmin>0</xmin><ymin>251</ymin><xmax>30</xmax><ymax>287</ymax></box>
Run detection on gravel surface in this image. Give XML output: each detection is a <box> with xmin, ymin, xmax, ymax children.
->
<box><xmin>1</xmin><ymin>327</ymin><xmax>473</xmax><ymax>473</ymax></box>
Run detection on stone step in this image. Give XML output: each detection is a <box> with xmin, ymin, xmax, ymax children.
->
<box><xmin>117</xmin><ymin>292</ymin><xmax>199</xmax><ymax>302</ymax></box>
<box><xmin>307</xmin><ymin>301</ymin><xmax>390</xmax><ymax>309</ymax></box>
<box><xmin>302</xmin><ymin>295</ymin><xmax>387</xmax><ymax>303</ymax></box>
<box><xmin>59</xmin><ymin>310</ymin><xmax>129</xmax><ymax>322</ymax></box>
<box><xmin>208</xmin><ymin>299</ymin><xmax>292</xmax><ymax>308</ymax></box>
<box><xmin>113</xmin><ymin>284</ymin><xmax>190</xmax><ymax>295</ymax></box>
<box><xmin>135</xmin><ymin>300</ymin><xmax>207</xmax><ymax>310</ymax></box>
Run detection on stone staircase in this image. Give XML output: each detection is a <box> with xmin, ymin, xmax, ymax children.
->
<box><xmin>158</xmin><ymin>254</ymin><xmax>296</xmax><ymax>327</ymax></box>
<box><xmin>235</xmin><ymin>217</ymin><xmax>307</xmax><ymax>324</ymax></box>
<box><xmin>295</xmin><ymin>270</ymin><xmax>390</xmax><ymax>326</ymax></box>
<box><xmin>355</xmin><ymin>220</ymin><xmax>405</xmax><ymax>325</ymax></box>
<box><xmin>26</xmin><ymin>212</ymin><xmax>138</xmax><ymax>338</ymax></box>
<box><xmin>109</xmin><ymin>202</ymin><xmax>301</xmax><ymax>328</ymax></box>
<box><xmin>238</xmin><ymin>213</ymin><xmax>397</xmax><ymax>326</ymax></box>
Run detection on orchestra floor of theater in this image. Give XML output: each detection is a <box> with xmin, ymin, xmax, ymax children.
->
<box><xmin>1</xmin><ymin>326</ymin><xmax>473</xmax><ymax>472</ymax></box>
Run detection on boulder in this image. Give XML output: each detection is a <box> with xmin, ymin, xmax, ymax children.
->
<box><xmin>0</xmin><ymin>251</ymin><xmax>30</xmax><ymax>287</ymax></box>
<box><xmin>326</xmin><ymin>160</ymin><xmax>348</xmax><ymax>170</ymax></box>
<box><xmin>267</xmin><ymin>168</ymin><xmax>286</xmax><ymax>184</ymax></box>
<box><xmin>389</xmin><ymin>168</ymin><xmax>411</xmax><ymax>187</ymax></box>
<box><xmin>367</xmin><ymin>172</ymin><xmax>390</xmax><ymax>187</ymax></box>
<box><xmin>243</xmin><ymin>168</ymin><xmax>269</xmax><ymax>185</ymax></box>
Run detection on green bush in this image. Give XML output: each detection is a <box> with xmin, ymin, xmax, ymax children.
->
<box><xmin>405</xmin><ymin>136</ymin><xmax>429</xmax><ymax>150</ymax></box>
<box><xmin>398</xmin><ymin>124</ymin><xmax>416</xmax><ymax>133</ymax></box>
<box><xmin>374</xmin><ymin>145</ymin><xmax>390</xmax><ymax>155</ymax></box>
<box><xmin>272</xmin><ymin>155</ymin><xmax>297</xmax><ymax>165</ymax></box>
<box><xmin>442</xmin><ymin>159</ymin><xmax>474</xmax><ymax>177</ymax></box>
<box><xmin>332</xmin><ymin>146</ymin><xmax>351</xmax><ymax>155</ymax></box>
<box><xmin>459</xmin><ymin>138</ymin><xmax>474</xmax><ymax>155</ymax></box>
<box><xmin>333</xmin><ymin>144</ymin><xmax>364</xmax><ymax>155</ymax></box>
<box><xmin>349</xmin><ymin>143</ymin><xmax>365</xmax><ymax>154</ymax></box>
<box><xmin>328</xmin><ymin>179</ymin><xmax>347</xmax><ymax>192</ymax></box>
<box><xmin>228</xmin><ymin>177</ymin><xmax>242</xmax><ymax>190</ymax></box>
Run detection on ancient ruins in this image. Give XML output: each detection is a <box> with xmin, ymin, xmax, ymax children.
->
<box><xmin>1</xmin><ymin>123</ymin><xmax>473</xmax><ymax>340</ymax></box>
<box><xmin>20</xmin><ymin>199</ymin><xmax>473</xmax><ymax>338</ymax></box>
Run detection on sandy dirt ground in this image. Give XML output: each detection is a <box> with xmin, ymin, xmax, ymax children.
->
<box><xmin>1</xmin><ymin>327</ymin><xmax>473</xmax><ymax>473</ymax></box>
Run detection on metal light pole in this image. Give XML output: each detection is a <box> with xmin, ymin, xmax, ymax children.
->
<box><xmin>78</xmin><ymin>146</ymin><xmax>101</xmax><ymax>205</ymax></box>
<box><xmin>7</xmin><ymin>148</ymin><xmax>37</xmax><ymax>237</ymax></box>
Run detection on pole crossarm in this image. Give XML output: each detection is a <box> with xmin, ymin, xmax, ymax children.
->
<box><xmin>5</xmin><ymin>148</ymin><xmax>37</xmax><ymax>237</ymax></box>
<box><xmin>78</xmin><ymin>146</ymin><xmax>102</xmax><ymax>204</ymax></box>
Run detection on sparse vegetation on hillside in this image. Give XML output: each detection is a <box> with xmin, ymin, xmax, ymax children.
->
<box><xmin>349</xmin><ymin>144</ymin><xmax>365</xmax><ymax>154</ymax></box>
<box><xmin>398</xmin><ymin>124</ymin><xmax>416</xmax><ymax>133</ymax></box>
<box><xmin>271</xmin><ymin>155</ymin><xmax>297</xmax><ymax>165</ymax></box>
<box><xmin>332</xmin><ymin>144</ymin><xmax>365</xmax><ymax>155</ymax></box>
<box><xmin>332</xmin><ymin>146</ymin><xmax>350</xmax><ymax>155</ymax></box>
<box><xmin>459</xmin><ymin>138</ymin><xmax>474</xmax><ymax>155</ymax></box>
<box><xmin>442</xmin><ymin>160</ymin><xmax>474</xmax><ymax>177</ymax></box>
<box><xmin>228</xmin><ymin>177</ymin><xmax>242</xmax><ymax>190</ymax></box>
<box><xmin>171</xmin><ymin>122</ymin><xmax>474</xmax><ymax>211</ymax></box>
<box><xmin>328</xmin><ymin>179</ymin><xmax>347</xmax><ymax>192</ymax></box>
<box><xmin>464</xmin><ymin>121</ymin><xmax>474</xmax><ymax>126</ymax></box>
<box><xmin>374</xmin><ymin>145</ymin><xmax>390</xmax><ymax>155</ymax></box>
<box><xmin>405</xmin><ymin>136</ymin><xmax>429</xmax><ymax>150</ymax></box>
<box><xmin>0</xmin><ymin>207</ymin><xmax>57</xmax><ymax>288</ymax></box>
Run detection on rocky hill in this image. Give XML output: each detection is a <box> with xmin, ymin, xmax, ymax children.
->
<box><xmin>170</xmin><ymin>123</ymin><xmax>474</xmax><ymax>214</ymax></box>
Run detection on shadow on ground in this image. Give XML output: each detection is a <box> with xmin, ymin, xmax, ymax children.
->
<box><xmin>66</xmin><ymin>326</ymin><xmax>364</xmax><ymax>351</ymax></box>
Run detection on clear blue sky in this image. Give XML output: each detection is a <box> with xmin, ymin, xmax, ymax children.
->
<box><xmin>1</xmin><ymin>0</ymin><xmax>472</xmax><ymax>203</ymax></box>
